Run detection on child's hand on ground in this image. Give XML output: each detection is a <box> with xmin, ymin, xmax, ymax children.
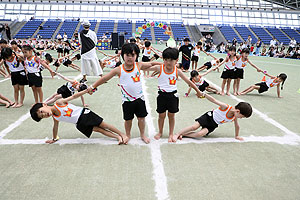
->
<box><xmin>235</xmin><ymin>136</ymin><xmax>244</xmax><ymax>141</ymax></box>
<box><xmin>185</xmin><ymin>93</ymin><xmax>189</xmax><ymax>97</ymax></box>
<box><xmin>83</xmin><ymin>104</ymin><xmax>89</xmax><ymax>107</ymax></box>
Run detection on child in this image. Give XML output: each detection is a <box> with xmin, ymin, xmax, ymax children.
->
<box><xmin>233</xmin><ymin>48</ymin><xmax>262</xmax><ymax>96</ymax></box>
<box><xmin>0</xmin><ymin>93</ymin><xmax>14</xmax><ymax>108</ymax></box>
<box><xmin>10</xmin><ymin>40</ymin><xmax>22</xmax><ymax>54</ymax></box>
<box><xmin>142</xmin><ymin>41</ymin><xmax>156</xmax><ymax>77</ymax></box>
<box><xmin>179</xmin><ymin>38</ymin><xmax>193</xmax><ymax>72</ymax></box>
<box><xmin>240</xmin><ymin>72</ymin><xmax>287</xmax><ymax>98</ymax></box>
<box><xmin>191</xmin><ymin>42</ymin><xmax>202</xmax><ymax>71</ymax></box>
<box><xmin>54</xmin><ymin>53</ymin><xmax>81</xmax><ymax>72</ymax></box>
<box><xmin>173</xmin><ymin>93</ymin><xmax>252</xmax><ymax>142</ymax></box>
<box><xmin>44</xmin><ymin>72</ymin><xmax>88</xmax><ymax>106</ymax></box>
<box><xmin>30</xmin><ymin>90</ymin><xmax>129</xmax><ymax>145</ymax></box>
<box><xmin>56</xmin><ymin>39</ymin><xmax>64</xmax><ymax>58</ymax></box>
<box><xmin>185</xmin><ymin>70</ymin><xmax>220</xmax><ymax>96</ymax></box>
<box><xmin>88</xmin><ymin>43</ymin><xmax>161</xmax><ymax>144</ymax></box>
<box><xmin>97</xmin><ymin>49</ymin><xmax>122</xmax><ymax>70</ymax></box>
<box><xmin>63</xmin><ymin>40</ymin><xmax>74</xmax><ymax>56</ymax></box>
<box><xmin>215</xmin><ymin>46</ymin><xmax>237</xmax><ymax>96</ymax></box>
<box><xmin>145</xmin><ymin>48</ymin><xmax>203</xmax><ymax>142</ymax></box>
<box><xmin>22</xmin><ymin>45</ymin><xmax>55</xmax><ymax>103</ymax></box>
<box><xmin>1</xmin><ymin>47</ymin><xmax>28</xmax><ymax>108</ymax></box>
<box><xmin>197</xmin><ymin>52</ymin><xmax>224</xmax><ymax>72</ymax></box>
<box><xmin>261</xmin><ymin>46</ymin><xmax>267</xmax><ymax>56</ymax></box>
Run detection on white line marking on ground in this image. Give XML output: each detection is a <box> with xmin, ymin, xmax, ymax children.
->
<box><xmin>206</xmin><ymin>79</ymin><xmax>300</xmax><ymax>139</ymax></box>
<box><xmin>0</xmin><ymin>78</ymin><xmax>9</xmax><ymax>83</ymax></box>
<box><xmin>0</xmin><ymin>74</ymin><xmax>82</xmax><ymax>139</ymax></box>
<box><xmin>141</xmin><ymin>73</ymin><xmax>170</xmax><ymax>200</ymax></box>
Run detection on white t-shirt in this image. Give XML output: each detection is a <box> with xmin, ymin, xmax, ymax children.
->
<box><xmin>270</xmin><ymin>40</ymin><xmax>277</xmax><ymax>47</ymax></box>
<box><xmin>289</xmin><ymin>39</ymin><xmax>296</xmax><ymax>48</ymax></box>
<box><xmin>78</xmin><ymin>30</ymin><xmax>98</xmax><ymax>60</ymax></box>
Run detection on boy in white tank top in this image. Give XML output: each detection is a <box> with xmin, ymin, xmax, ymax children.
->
<box><xmin>30</xmin><ymin>89</ymin><xmax>129</xmax><ymax>145</ymax></box>
<box><xmin>173</xmin><ymin>93</ymin><xmax>252</xmax><ymax>142</ymax></box>
<box><xmin>144</xmin><ymin>47</ymin><xmax>203</xmax><ymax>142</ymax></box>
<box><xmin>88</xmin><ymin>43</ymin><xmax>161</xmax><ymax>144</ymax></box>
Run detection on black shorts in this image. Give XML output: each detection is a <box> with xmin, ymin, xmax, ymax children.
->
<box><xmin>63</xmin><ymin>59</ymin><xmax>72</xmax><ymax>67</ymax></box>
<box><xmin>115</xmin><ymin>61</ymin><xmax>122</xmax><ymax>68</ymax></box>
<box><xmin>198</xmin><ymin>80</ymin><xmax>209</xmax><ymax>92</ymax></box>
<box><xmin>36</xmin><ymin>47</ymin><xmax>44</xmax><ymax>50</ymax></box>
<box><xmin>11</xmin><ymin>70</ymin><xmax>28</xmax><ymax>86</ymax></box>
<box><xmin>142</xmin><ymin>55</ymin><xmax>150</xmax><ymax>62</ymax></box>
<box><xmin>76</xmin><ymin>108</ymin><xmax>103</xmax><ymax>138</ymax></box>
<box><xmin>204</xmin><ymin>62</ymin><xmax>212</xmax><ymax>70</ymax></box>
<box><xmin>182</xmin><ymin>59</ymin><xmax>190</xmax><ymax>70</ymax></box>
<box><xmin>64</xmin><ymin>49</ymin><xmax>70</xmax><ymax>54</ymax></box>
<box><xmin>255</xmin><ymin>82</ymin><xmax>269</xmax><ymax>93</ymax></box>
<box><xmin>153</xmin><ymin>54</ymin><xmax>160</xmax><ymax>60</ymax></box>
<box><xmin>57</xmin><ymin>48</ymin><xmax>63</xmax><ymax>53</ymax></box>
<box><xmin>156</xmin><ymin>91</ymin><xmax>179</xmax><ymax>113</ymax></box>
<box><xmin>75</xmin><ymin>54</ymin><xmax>81</xmax><ymax>60</ymax></box>
<box><xmin>57</xmin><ymin>85</ymin><xmax>72</xmax><ymax>98</ymax></box>
<box><xmin>234</xmin><ymin>68</ymin><xmax>244</xmax><ymax>79</ymax></box>
<box><xmin>191</xmin><ymin>55</ymin><xmax>199</xmax><ymax>62</ymax></box>
<box><xmin>221</xmin><ymin>69</ymin><xmax>235</xmax><ymax>79</ymax></box>
<box><xmin>27</xmin><ymin>72</ymin><xmax>43</xmax><ymax>87</ymax></box>
<box><xmin>122</xmin><ymin>98</ymin><xmax>148</xmax><ymax>120</ymax></box>
<box><xmin>195</xmin><ymin>111</ymin><xmax>218</xmax><ymax>134</ymax></box>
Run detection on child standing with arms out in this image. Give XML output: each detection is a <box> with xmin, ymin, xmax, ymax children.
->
<box><xmin>173</xmin><ymin>93</ymin><xmax>252</xmax><ymax>142</ymax></box>
<box><xmin>191</xmin><ymin>42</ymin><xmax>202</xmax><ymax>71</ymax></box>
<box><xmin>22</xmin><ymin>45</ymin><xmax>55</xmax><ymax>104</ymax></box>
<box><xmin>233</xmin><ymin>48</ymin><xmax>262</xmax><ymax>95</ymax></box>
<box><xmin>145</xmin><ymin>48</ymin><xmax>203</xmax><ymax>142</ymax></box>
<box><xmin>1</xmin><ymin>48</ymin><xmax>28</xmax><ymax>108</ymax></box>
<box><xmin>215</xmin><ymin>46</ymin><xmax>237</xmax><ymax>96</ymax></box>
<box><xmin>88</xmin><ymin>43</ymin><xmax>161</xmax><ymax>144</ymax></box>
<box><xmin>30</xmin><ymin>90</ymin><xmax>128</xmax><ymax>145</ymax></box>
<box><xmin>241</xmin><ymin>72</ymin><xmax>287</xmax><ymax>98</ymax></box>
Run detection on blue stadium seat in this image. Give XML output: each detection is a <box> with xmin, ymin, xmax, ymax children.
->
<box><xmin>218</xmin><ymin>25</ymin><xmax>242</xmax><ymax>43</ymax></box>
<box><xmin>249</xmin><ymin>27</ymin><xmax>272</xmax><ymax>44</ymax></box>
<box><xmin>281</xmin><ymin>28</ymin><xmax>300</xmax><ymax>43</ymax></box>
<box><xmin>136</xmin><ymin>21</ymin><xmax>152</xmax><ymax>40</ymax></box>
<box><xmin>117</xmin><ymin>21</ymin><xmax>132</xmax><ymax>39</ymax></box>
<box><xmin>56</xmin><ymin>21</ymin><xmax>79</xmax><ymax>40</ymax></box>
<box><xmin>170</xmin><ymin>22</ymin><xmax>189</xmax><ymax>41</ymax></box>
<box><xmin>234</xmin><ymin>26</ymin><xmax>257</xmax><ymax>44</ymax></box>
<box><xmin>36</xmin><ymin>20</ymin><xmax>61</xmax><ymax>39</ymax></box>
<box><xmin>15</xmin><ymin>19</ymin><xmax>43</xmax><ymax>39</ymax></box>
<box><xmin>97</xmin><ymin>20</ymin><xmax>114</xmax><ymax>39</ymax></box>
<box><xmin>266</xmin><ymin>27</ymin><xmax>290</xmax><ymax>45</ymax></box>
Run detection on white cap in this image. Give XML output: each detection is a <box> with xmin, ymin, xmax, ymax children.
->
<box><xmin>82</xmin><ymin>20</ymin><xmax>91</xmax><ymax>27</ymax></box>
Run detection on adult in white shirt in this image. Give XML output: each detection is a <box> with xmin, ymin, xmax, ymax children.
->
<box><xmin>288</xmin><ymin>37</ymin><xmax>296</xmax><ymax>52</ymax></box>
<box><xmin>270</xmin><ymin>37</ymin><xmax>277</xmax><ymax>48</ymax></box>
<box><xmin>246</xmin><ymin>35</ymin><xmax>252</xmax><ymax>48</ymax></box>
<box><xmin>57</xmin><ymin>33</ymin><xmax>62</xmax><ymax>40</ymax></box>
<box><xmin>63</xmin><ymin>32</ymin><xmax>68</xmax><ymax>41</ymax></box>
<box><xmin>78</xmin><ymin>20</ymin><xmax>103</xmax><ymax>82</ymax></box>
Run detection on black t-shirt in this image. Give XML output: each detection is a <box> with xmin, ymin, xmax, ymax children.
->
<box><xmin>179</xmin><ymin>44</ymin><xmax>193</xmax><ymax>60</ymax></box>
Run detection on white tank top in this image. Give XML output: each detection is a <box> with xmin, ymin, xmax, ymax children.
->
<box><xmin>52</xmin><ymin>102</ymin><xmax>83</xmax><ymax>124</ymax></box>
<box><xmin>143</xmin><ymin>48</ymin><xmax>152</xmax><ymax>57</ymax></box>
<box><xmin>5</xmin><ymin>54</ymin><xmax>24</xmax><ymax>72</ymax></box>
<box><xmin>25</xmin><ymin>56</ymin><xmax>40</xmax><ymax>73</ymax></box>
<box><xmin>66</xmin><ymin>81</ymin><xmax>79</xmax><ymax>95</ymax></box>
<box><xmin>158</xmin><ymin>64</ymin><xmax>178</xmax><ymax>92</ymax></box>
<box><xmin>193</xmin><ymin>76</ymin><xmax>205</xmax><ymax>87</ymax></box>
<box><xmin>235</xmin><ymin>57</ymin><xmax>248</xmax><ymax>69</ymax></box>
<box><xmin>213</xmin><ymin>105</ymin><xmax>236</xmax><ymax>125</ymax></box>
<box><xmin>211</xmin><ymin>60</ymin><xmax>217</xmax><ymax>67</ymax></box>
<box><xmin>224</xmin><ymin>57</ymin><xmax>236</xmax><ymax>70</ymax></box>
<box><xmin>119</xmin><ymin>63</ymin><xmax>144</xmax><ymax>102</ymax></box>
<box><xmin>265</xmin><ymin>78</ymin><xmax>280</xmax><ymax>88</ymax></box>
<box><xmin>106</xmin><ymin>59</ymin><xmax>116</xmax><ymax>68</ymax></box>
<box><xmin>193</xmin><ymin>47</ymin><xmax>201</xmax><ymax>57</ymax></box>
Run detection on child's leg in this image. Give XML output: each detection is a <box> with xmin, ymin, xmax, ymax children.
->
<box><xmin>236</xmin><ymin>78</ymin><xmax>241</xmax><ymax>95</ymax></box>
<box><xmin>182</xmin><ymin>128</ymin><xmax>209</xmax><ymax>138</ymax></box>
<box><xmin>168</xmin><ymin>112</ymin><xmax>176</xmax><ymax>142</ymax></box>
<box><xmin>18</xmin><ymin>85</ymin><xmax>25</xmax><ymax>107</ymax></box>
<box><xmin>197</xmin><ymin>65</ymin><xmax>206</xmax><ymax>72</ymax></box>
<box><xmin>191</xmin><ymin>61</ymin><xmax>195</xmax><ymax>70</ymax></box>
<box><xmin>173</xmin><ymin>122</ymin><xmax>201</xmax><ymax>142</ymax></box>
<box><xmin>93</xmin><ymin>126</ymin><xmax>123</xmax><ymax>144</ymax></box>
<box><xmin>31</xmin><ymin>86</ymin><xmax>39</xmax><ymax>104</ymax></box>
<box><xmin>137</xmin><ymin>117</ymin><xmax>150</xmax><ymax>144</ymax></box>
<box><xmin>99</xmin><ymin>121</ymin><xmax>129</xmax><ymax>144</ymax></box>
<box><xmin>194</xmin><ymin>61</ymin><xmax>198</xmax><ymax>71</ymax></box>
<box><xmin>13</xmin><ymin>84</ymin><xmax>20</xmax><ymax>105</ymax></box>
<box><xmin>70</xmin><ymin>64</ymin><xmax>81</xmax><ymax>71</ymax></box>
<box><xmin>226</xmin><ymin>79</ymin><xmax>232</xmax><ymax>95</ymax></box>
<box><xmin>36</xmin><ymin>87</ymin><xmax>43</xmax><ymax>103</ymax></box>
<box><xmin>240</xmin><ymin>85</ymin><xmax>260</xmax><ymax>95</ymax></box>
<box><xmin>206</xmin><ymin>86</ymin><xmax>220</xmax><ymax>94</ymax></box>
<box><xmin>0</xmin><ymin>98</ymin><xmax>10</xmax><ymax>108</ymax></box>
<box><xmin>124</xmin><ymin>119</ymin><xmax>133</xmax><ymax>139</ymax></box>
<box><xmin>220</xmin><ymin>79</ymin><xmax>227</xmax><ymax>95</ymax></box>
<box><xmin>233</xmin><ymin>79</ymin><xmax>237</xmax><ymax>95</ymax></box>
<box><xmin>155</xmin><ymin>112</ymin><xmax>166</xmax><ymax>140</ymax></box>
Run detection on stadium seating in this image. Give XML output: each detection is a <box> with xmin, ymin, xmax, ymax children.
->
<box><xmin>15</xmin><ymin>19</ymin><xmax>43</xmax><ymax>39</ymax></box>
<box><xmin>170</xmin><ymin>22</ymin><xmax>189</xmax><ymax>41</ymax></box>
<box><xmin>136</xmin><ymin>21</ymin><xmax>152</xmax><ymax>40</ymax></box>
<box><xmin>249</xmin><ymin>26</ymin><xmax>272</xmax><ymax>44</ymax></box>
<box><xmin>266</xmin><ymin>27</ymin><xmax>290</xmax><ymax>45</ymax></box>
<box><xmin>117</xmin><ymin>21</ymin><xmax>132</xmax><ymax>39</ymax></box>
<box><xmin>218</xmin><ymin>25</ymin><xmax>242</xmax><ymax>43</ymax></box>
<box><xmin>97</xmin><ymin>20</ymin><xmax>114</xmax><ymax>39</ymax></box>
<box><xmin>234</xmin><ymin>26</ymin><xmax>257</xmax><ymax>44</ymax></box>
<box><xmin>154</xmin><ymin>25</ymin><xmax>169</xmax><ymax>41</ymax></box>
<box><xmin>281</xmin><ymin>28</ymin><xmax>300</xmax><ymax>43</ymax></box>
<box><xmin>36</xmin><ymin>20</ymin><xmax>61</xmax><ymax>39</ymax></box>
<box><xmin>56</xmin><ymin>20</ymin><xmax>79</xmax><ymax>40</ymax></box>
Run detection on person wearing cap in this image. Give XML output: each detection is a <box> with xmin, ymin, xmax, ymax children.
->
<box><xmin>78</xmin><ymin>20</ymin><xmax>103</xmax><ymax>82</ymax></box>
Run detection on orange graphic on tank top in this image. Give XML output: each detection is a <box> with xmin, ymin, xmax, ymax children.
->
<box><xmin>169</xmin><ymin>77</ymin><xmax>177</xmax><ymax>85</ymax></box>
<box><xmin>63</xmin><ymin>108</ymin><xmax>73</xmax><ymax>117</ymax></box>
<box><xmin>220</xmin><ymin>120</ymin><xmax>226</xmax><ymax>124</ymax></box>
<box><xmin>131</xmin><ymin>74</ymin><xmax>140</xmax><ymax>82</ymax></box>
<box><xmin>242</xmin><ymin>63</ymin><xmax>246</xmax><ymax>67</ymax></box>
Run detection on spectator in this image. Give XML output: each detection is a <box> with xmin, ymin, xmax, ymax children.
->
<box><xmin>270</xmin><ymin>37</ymin><xmax>277</xmax><ymax>48</ymax></box>
<box><xmin>288</xmin><ymin>37</ymin><xmax>297</xmax><ymax>52</ymax></box>
<box><xmin>255</xmin><ymin>39</ymin><xmax>262</xmax><ymax>56</ymax></box>
<box><xmin>232</xmin><ymin>37</ymin><xmax>237</xmax><ymax>46</ymax></box>
<box><xmin>5</xmin><ymin>24</ymin><xmax>11</xmax><ymax>40</ymax></box>
<box><xmin>246</xmin><ymin>35</ymin><xmax>252</xmax><ymax>48</ymax></box>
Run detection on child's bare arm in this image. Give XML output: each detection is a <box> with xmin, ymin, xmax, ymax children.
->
<box><xmin>39</xmin><ymin>59</ymin><xmax>55</xmax><ymax>77</ymax></box>
<box><xmin>234</xmin><ymin>118</ymin><xmax>243</xmax><ymax>140</ymax></box>
<box><xmin>80</xmin><ymin>96</ymin><xmax>88</xmax><ymax>107</ymax></box>
<box><xmin>55</xmin><ymin>72</ymin><xmax>74</xmax><ymax>83</ymax></box>
<box><xmin>58</xmin><ymin>89</ymin><xmax>89</xmax><ymax>105</ymax></box>
<box><xmin>204</xmin><ymin>93</ymin><xmax>228</xmax><ymax>109</ymax></box>
<box><xmin>277</xmin><ymin>84</ymin><xmax>282</xmax><ymax>98</ymax></box>
<box><xmin>215</xmin><ymin>56</ymin><xmax>228</xmax><ymax>69</ymax></box>
<box><xmin>206</xmin><ymin>52</ymin><xmax>218</xmax><ymax>60</ymax></box>
<box><xmin>89</xmin><ymin>67</ymin><xmax>120</xmax><ymax>91</ymax></box>
<box><xmin>46</xmin><ymin>119</ymin><xmax>59</xmax><ymax>144</ymax></box>
<box><xmin>185</xmin><ymin>86</ymin><xmax>192</xmax><ymax>97</ymax></box>
<box><xmin>139</xmin><ymin>61</ymin><xmax>163</xmax><ymax>70</ymax></box>
<box><xmin>178</xmin><ymin>70</ymin><xmax>203</xmax><ymax>98</ymax></box>
<box><xmin>144</xmin><ymin>64</ymin><xmax>161</xmax><ymax>72</ymax></box>
<box><xmin>248</xmin><ymin>59</ymin><xmax>262</xmax><ymax>72</ymax></box>
<box><xmin>263</xmin><ymin>72</ymin><xmax>276</xmax><ymax>79</ymax></box>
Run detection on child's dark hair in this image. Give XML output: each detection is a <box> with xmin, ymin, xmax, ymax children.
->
<box><xmin>45</xmin><ymin>53</ymin><xmax>53</xmax><ymax>63</ymax></box>
<box><xmin>278</xmin><ymin>73</ymin><xmax>287</xmax><ymax>90</ymax></box>
<box><xmin>219</xmin><ymin>58</ymin><xmax>224</xmax><ymax>62</ymax></box>
<box><xmin>197</xmin><ymin>41</ymin><xmax>202</xmax><ymax>46</ymax></box>
<box><xmin>30</xmin><ymin>103</ymin><xmax>44</xmax><ymax>122</ymax></box>
<box><xmin>22</xmin><ymin>45</ymin><xmax>34</xmax><ymax>51</ymax></box>
<box><xmin>235</xmin><ymin>102</ymin><xmax>252</xmax><ymax>118</ymax></box>
<box><xmin>241</xmin><ymin>48</ymin><xmax>250</xmax><ymax>54</ymax></box>
<box><xmin>229</xmin><ymin>46</ymin><xmax>236</xmax><ymax>52</ymax></box>
<box><xmin>190</xmin><ymin>70</ymin><xmax>199</xmax><ymax>79</ymax></box>
<box><xmin>145</xmin><ymin>41</ymin><xmax>151</xmax><ymax>47</ymax></box>
<box><xmin>121</xmin><ymin>43</ymin><xmax>140</xmax><ymax>59</ymax></box>
<box><xmin>10</xmin><ymin>40</ymin><xmax>17</xmax><ymax>45</ymax></box>
<box><xmin>129</xmin><ymin>38</ymin><xmax>136</xmax><ymax>43</ymax></box>
<box><xmin>78</xmin><ymin>83</ymin><xmax>88</xmax><ymax>92</ymax></box>
<box><xmin>183</xmin><ymin>38</ymin><xmax>190</xmax><ymax>42</ymax></box>
<box><xmin>0</xmin><ymin>39</ymin><xmax>7</xmax><ymax>44</ymax></box>
<box><xmin>162</xmin><ymin>47</ymin><xmax>179</xmax><ymax>60</ymax></box>
<box><xmin>1</xmin><ymin>47</ymin><xmax>13</xmax><ymax>59</ymax></box>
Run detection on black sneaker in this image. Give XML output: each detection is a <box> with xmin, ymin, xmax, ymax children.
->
<box><xmin>79</xmin><ymin>78</ymin><xmax>87</xmax><ymax>83</ymax></box>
